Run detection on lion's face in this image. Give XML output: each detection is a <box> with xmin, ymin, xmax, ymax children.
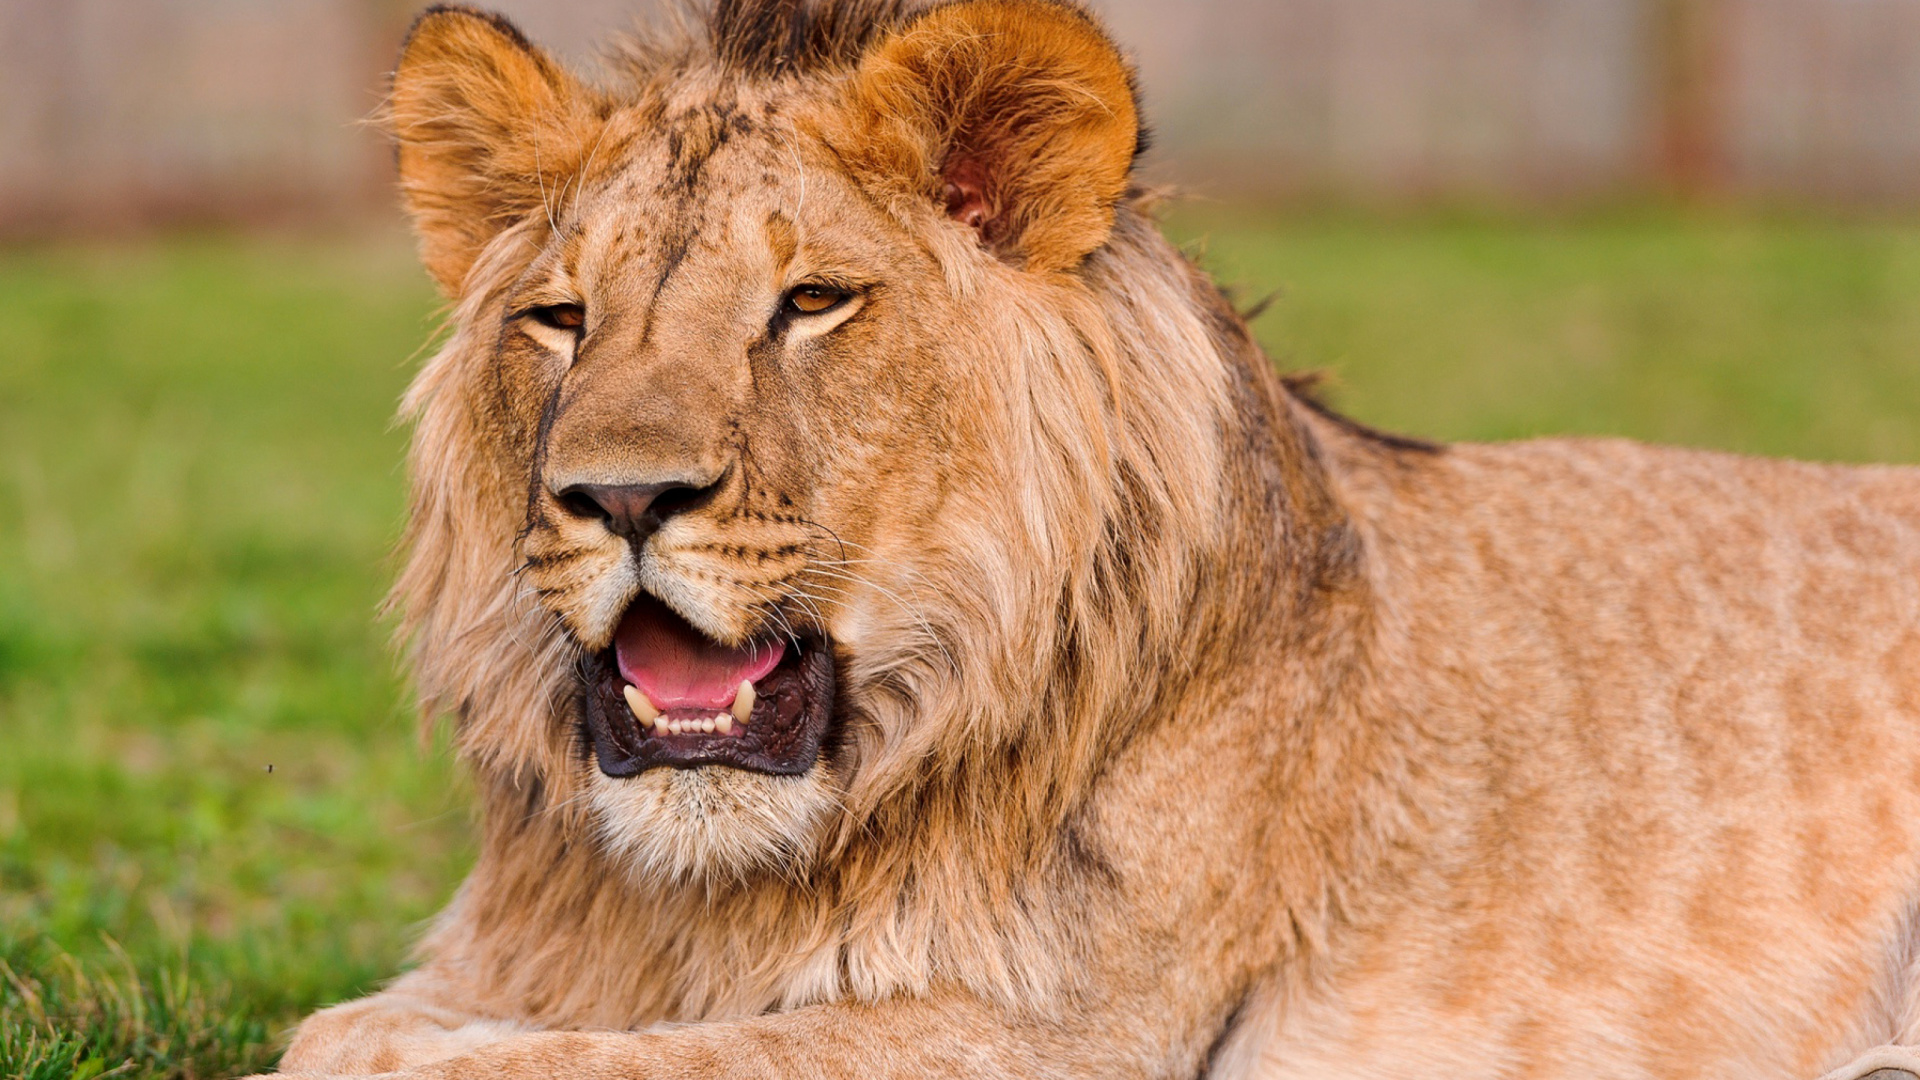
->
<box><xmin>389</xmin><ymin>1</ymin><xmax>1150</xmax><ymax>881</ymax></box>
<box><xmin>515</xmin><ymin>104</ymin><xmax>984</xmax><ymax>875</ymax></box>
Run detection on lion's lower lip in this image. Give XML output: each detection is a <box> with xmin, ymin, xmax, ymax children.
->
<box><xmin>582</xmin><ymin>617</ymin><xmax>834</xmax><ymax>778</ymax></box>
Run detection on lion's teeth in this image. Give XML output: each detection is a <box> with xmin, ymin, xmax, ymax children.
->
<box><xmin>623</xmin><ymin>684</ymin><xmax>659</xmax><ymax>724</ymax></box>
<box><xmin>636</xmin><ymin>695</ymin><xmax>746</xmax><ymax>738</ymax></box>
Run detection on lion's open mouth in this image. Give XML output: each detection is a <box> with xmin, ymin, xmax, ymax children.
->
<box><xmin>582</xmin><ymin>595</ymin><xmax>834</xmax><ymax>777</ymax></box>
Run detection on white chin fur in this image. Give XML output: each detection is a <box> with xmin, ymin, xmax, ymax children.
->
<box><xmin>588</xmin><ymin>764</ymin><xmax>837</xmax><ymax>886</ymax></box>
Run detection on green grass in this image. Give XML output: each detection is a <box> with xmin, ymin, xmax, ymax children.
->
<box><xmin>1173</xmin><ymin>206</ymin><xmax>1920</xmax><ymax>462</ymax></box>
<box><xmin>2</xmin><ymin>211</ymin><xmax>1917</xmax><ymax>1078</ymax></box>
<box><xmin>0</xmin><ymin>234</ymin><xmax>466</xmax><ymax>1078</ymax></box>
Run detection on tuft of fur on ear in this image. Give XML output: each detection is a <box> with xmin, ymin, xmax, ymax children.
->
<box><xmin>387</xmin><ymin>5</ymin><xmax>602</xmax><ymax>294</ymax></box>
<box><xmin>836</xmin><ymin>0</ymin><xmax>1141</xmax><ymax>274</ymax></box>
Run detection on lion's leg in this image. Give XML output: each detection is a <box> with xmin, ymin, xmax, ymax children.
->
<box><xmin>383</xmin><ymin>993</ymin><xmax>1153</xmax><ymax>1080</ymax></box>
<box><xmin>277</xmin><ymin>991</ymin><xmax>528</xmax><ymax>1075</ymax></box>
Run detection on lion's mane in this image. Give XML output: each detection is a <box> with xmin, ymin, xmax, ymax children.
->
<box><xmin>377</xmin><ymin>0</ymin><xmax>1363</xmax><ymax>1024</ymax></box>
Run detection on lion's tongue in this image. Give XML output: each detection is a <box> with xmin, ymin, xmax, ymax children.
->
<box><xmin>614</xmin><ymin>598</ymin><xmax>785</xmax><ymax>711</ymax></box>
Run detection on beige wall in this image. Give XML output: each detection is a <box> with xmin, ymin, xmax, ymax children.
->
<box><xmin>0</xmin><ymin>0</ymin><xmax>393</xmax><ymax>233</ymax></box>
<box><xmin>1722</xmin><ymin>0</ymin><xmax>1920</xmax><ymax>199</ymax></box>
<box><xmin>1101</xmin><ymin>0</ymin><xmax>1655</xmax><ymax>198</ymax></box>
<box><xmin>4</xmin><ymin>0</ymin><xmax>1920</xmax><ymax>234</ymax></box>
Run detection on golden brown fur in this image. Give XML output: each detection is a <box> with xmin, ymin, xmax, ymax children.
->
<box><xmin>269</xmin><ymin>2</ymin><xmax>1920</xmax><ymax>1078</ymax></box>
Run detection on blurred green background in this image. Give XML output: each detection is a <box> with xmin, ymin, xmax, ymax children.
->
<box><xmin>3</xmin><ymin>209</ymin><xmax>1919</xmax><ymax>1078</ymax></box>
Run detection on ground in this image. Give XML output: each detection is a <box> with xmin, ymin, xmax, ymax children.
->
<box><xmin>3</xmin><ymin>209</ymin><xmax>1918</xmax><ymax>1079</ymax></box>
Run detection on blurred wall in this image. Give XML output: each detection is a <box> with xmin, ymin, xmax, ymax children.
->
<box><xmin>1721</xmin><ymin>0</ymin><xmax>1920</xmax><ymax>199</ymax></box>
<box><xmin>1104</xmin><ymin>0</ymin><xmax>1655</xmax><ymax>199</ymax></box>
<box><xmin>4</xmin><ymin>0</ymin><xmax>1920</xmax><ymax>235</ymax></box>
<box><xmin>0</xmin><ymin>0</ymin><xmax>395</xmax><ymax>233</ymax></box>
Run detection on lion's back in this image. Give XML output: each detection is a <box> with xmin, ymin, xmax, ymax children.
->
<box><xmin>1383</xmin><ymin>435</ymin><xmax>1920</xmax><ymax>680</ymax></box>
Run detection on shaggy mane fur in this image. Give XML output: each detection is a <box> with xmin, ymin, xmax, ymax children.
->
<box><xmin>616</xmin><ymin>0</ymin><xmax>917</xmax><ymax>79</ymax></box>
<box><xmin>371</xmin><ymin>0</ymin><xmax>1333</xmax><ymax>1028</ymax></box>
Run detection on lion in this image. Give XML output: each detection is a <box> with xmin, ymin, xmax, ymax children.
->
<box><xmin>266</xmin><ymin>1</ymin><xmax>1920</xmax><ymax>1078</ymax></box>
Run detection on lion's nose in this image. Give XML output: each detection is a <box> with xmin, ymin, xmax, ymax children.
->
<box><xmin>555</xmin><ymin>480</ymin><xmax>711</xmax><ymax>545</ymax></box>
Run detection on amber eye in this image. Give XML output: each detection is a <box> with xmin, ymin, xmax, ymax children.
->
<box><xmin>529</xmin><ymin>303</ymin><xmax>585</xmax><ymax>331</ymax></box>
<box><xmin>784</xmin><ymin>286</ymin><xmax>850</xmax><ymax>317</ymax></box>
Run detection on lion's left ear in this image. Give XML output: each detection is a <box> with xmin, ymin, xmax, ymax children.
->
<box><xmin>387</xmin><ymin>5</ymin><xmax>602</xmax><ymax>295</ymax></box>
<box><xmin>836</xmin><ymin>0</ymin><xmax>1141</xmax><ymax>274</ymax></box>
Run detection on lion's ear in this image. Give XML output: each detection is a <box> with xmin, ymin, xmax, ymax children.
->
<box><xmin>387</xmin><ymin>5</ymin><xmax>600</xmax><ymax>294</ymax></box>
<box><xmin>839</xmin><ymin>0</ymin><xmax>1141</xmax><ymax>274</ymax></box>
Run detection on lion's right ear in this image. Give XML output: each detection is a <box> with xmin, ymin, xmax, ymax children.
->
<box><xmin>387</xmin><ymin>5</ymin><xmax>600</xmax><ymax>294</ymax></box>
<box><xmin>834</xmin><ymin>0</ymin><xmax>1141</xmax><ymax>275</ymax></box>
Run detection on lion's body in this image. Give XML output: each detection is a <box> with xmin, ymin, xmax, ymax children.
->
<box><xmin>273</xmin><ymin>3</ymin><xmax>1920</xmax><ymax>1078</ymax></box>
<box><xmin>1231</xmin><ymin>435</ymin><xmax>1920</xmax><ymax>1078</ymax></box>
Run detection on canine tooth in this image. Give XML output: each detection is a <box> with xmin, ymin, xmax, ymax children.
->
<box><xmin>730</xmin><ymin>680</ymin><xmax>756</xmax><ymax>724</ymax></box>
<box><xmin>623</xmin><ymin>685</ymin><xmax>659</xmax><ymax>724</ymax></box>
<box><xmin>716</xmin><ymin>715</ymin><xmax>733</xmax><ymax>735</ymax></box>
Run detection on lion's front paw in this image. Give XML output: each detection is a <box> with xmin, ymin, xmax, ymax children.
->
<box><xmin>236</xmin><ymin>1073</ymin><xmax>402</xmax><ymax>1080</ymax></box>
<box><xmin>278</xmin><ymin>994</ymin><xmax>527</xmax><ymax>1076</ymax></box>
<box><xmin>1817</xmin><ymin>1047</ymin><xmax>1920</xmax><ymax>1080</ymax></box>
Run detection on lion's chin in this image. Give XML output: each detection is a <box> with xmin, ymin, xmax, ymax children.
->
<box><xmin>578</xmin><ymin>595</ymin><xmax>843</xmax><ymax>883</ymax></box>
<box><xmin>587</xmin><ymin>764</ymin><xmax>839</xmax><ymax>885</ymax></box>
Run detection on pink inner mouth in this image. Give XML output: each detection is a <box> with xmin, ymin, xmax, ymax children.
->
<box><xmin>614</xmin><ymin>596</ymin><xmax>786</xmax><ymax>711</ymax></box>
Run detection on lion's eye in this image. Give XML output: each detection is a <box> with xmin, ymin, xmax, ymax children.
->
<box><xmin>784</xmin><ymin>286</ymin><xmax>850</xmax><ymax>317</ymax></box>
<box><xmin>529</xmin><ymin>303</ymin><xmax>585</xmax><ymax>331</ymax></box>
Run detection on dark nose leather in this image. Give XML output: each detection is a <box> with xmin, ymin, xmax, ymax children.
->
<box><xmin>555</xmin><ymin>481</ymin><xmax>708</xmax><ymax>545</ymax></box>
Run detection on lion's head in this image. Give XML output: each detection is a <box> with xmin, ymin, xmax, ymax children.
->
<box><xmin>387</xmin><ymin>0</ymin><xmax>1253</xmax><ymax>885</ymax></box>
